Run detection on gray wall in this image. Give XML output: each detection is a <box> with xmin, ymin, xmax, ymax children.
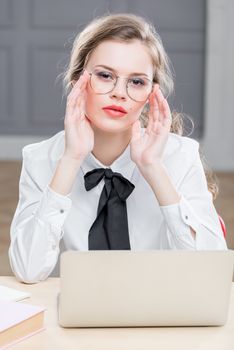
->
<box><xmin>0</xmin><ymin>0</ymin><xmax>205</xmax><ymax>137</ymax></box>
<box><xmin>202</xmin><ymin>0</ymin><xmax>234</xmax><ymax>171</ymax></box>
<box><xmin>2</xmin><ymin>1</ymin><xmax>232</xmax><ymax>172</ymax></box>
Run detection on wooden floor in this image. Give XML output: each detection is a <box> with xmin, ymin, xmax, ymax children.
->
<box><xmin>0</xmin><ymin>161</ymin><xmax>234</xmax><ymax>276</ymax></box>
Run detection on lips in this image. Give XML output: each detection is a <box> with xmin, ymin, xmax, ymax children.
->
<box><xmin>102</xmin><ymin>105</ymin><xmax>127</xmax><ymax>113</ymax></box>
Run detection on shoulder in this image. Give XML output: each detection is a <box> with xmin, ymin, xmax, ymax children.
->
<box><xmin>162</xmin><ymin>133</ymin><xmax>200</xmax><ymax>178</ymax></box>
<box><xmin>164</xmin><ymin>132</ymin><xmax>199</xmax><ymax>160</ymax></box>
<box><xmin>22</xmin><ymin>131</ymin><xmax>65</xmax><ymax>163</ymax></box>
<box><xmin>21</xmin><ymin>131</ymin><xmax>65</xmax><ymax>186</ymax></box>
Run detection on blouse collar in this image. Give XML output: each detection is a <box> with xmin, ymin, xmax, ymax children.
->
<box><xmin>80</xmin><ymin>142</ymin><xmax>136</xmax><ymax>182</ymax></box>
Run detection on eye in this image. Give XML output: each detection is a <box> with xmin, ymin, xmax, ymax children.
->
<box><xmin>128</xmin><ymin>77</ymin><xmax>146</xmax><ymax>87</ymax></box>
<box><xmin>95</xmin><ymin>70</ymin><xmax>114</xmax><ymax>81</ymax></box>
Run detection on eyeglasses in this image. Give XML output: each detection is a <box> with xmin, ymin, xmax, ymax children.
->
<box><xmin>88</xmin><ymin>69</ymin><xmax>154</xmax><ymax>102</ymax></box>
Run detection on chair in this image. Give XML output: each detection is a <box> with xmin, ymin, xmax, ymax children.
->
<box><xmin>218</xmin><ymin>215</ymin><xmax>227</xmax><ymax>238</ymax></box>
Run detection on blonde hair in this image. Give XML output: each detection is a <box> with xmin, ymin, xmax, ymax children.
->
<box><xmin>61</xmin><ymin>13</ymin><xmax>218</xmax><ymax>200</ymax></box>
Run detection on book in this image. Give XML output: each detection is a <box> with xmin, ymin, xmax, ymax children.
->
<box><xmin>0</xmin><ymin>301</ymin><xmax>45</xmax><ymax>349</ymax></box>
<box><xmin>0</xmin><ymin>285</ymin><xmax>31</xmax><ymax>302</ymax></box>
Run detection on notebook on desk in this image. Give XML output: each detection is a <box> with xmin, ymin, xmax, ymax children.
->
<box><xmin>58</xmin><ymin>250</ymin><xmax>234</xmax><ymax>327</ymax></box>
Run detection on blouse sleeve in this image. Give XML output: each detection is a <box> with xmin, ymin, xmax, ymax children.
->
<box><xmin>159</xmin><ymin>142</ymin><xmax>227</xmax><ymax>250</ymax></box>
<box><xmin>9</xmin><ymin>147</ymin><xmax>72</xmax><ymax>284</ymax></box>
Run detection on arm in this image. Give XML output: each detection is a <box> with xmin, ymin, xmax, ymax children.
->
<box><xmin>130</xmin><ymin>84</ymin><xmax>227</xmax><ymax>250</ymax></box>
<box><xmin>157</xmin><ymin>146</ymin><xmax>227</xmax><ymax>250</ymax></box>
<box><xmin>138</xmin><ymin>160</ymin><xmax>196</xmax><ymax>240</ymax></box>
<box><xmin>162</xmin><ymin>147</ymin><xmax>227</xmax><ymax>250</ymax></box>
<box><xmin>9</xmin><ymin>70</ymin><xmax>93</xmax><ymax>284</ymax></box>
<box><xmin>9</xmin><ymin>150</ymin><xmax>73</xmax><ymax>284</ymax></box>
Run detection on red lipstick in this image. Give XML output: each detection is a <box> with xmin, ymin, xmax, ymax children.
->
<box><xmin>102</xmin><ymin>105</ymin><xmax>127</xmax><ymax>118</ymax></box>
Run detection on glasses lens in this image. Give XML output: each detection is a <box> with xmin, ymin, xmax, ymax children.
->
<box><xmin>127</xmin><ymin>77</ymin><xmax>152</xmax><ymax>102</ymax></box>
<box><xmin>90</xmin><ymin>69</ymin><xmax>152</xmax><ymax>102</ymax></box>
<box><xmin>90</xmin><ymin>70</ymin><xmax>115</xmax><ymax>94</ymax></box>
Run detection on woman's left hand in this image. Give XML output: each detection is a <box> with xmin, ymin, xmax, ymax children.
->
<box><xmin>130</xmin><ymin>84</ymin><xmax>172</xmax><ymax>169</ymax></box>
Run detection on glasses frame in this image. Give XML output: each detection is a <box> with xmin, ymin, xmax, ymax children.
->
<box><xmin>88</xmin><ymin>70</ymin><xmax>154</xmax><ymax>102</ymax></box>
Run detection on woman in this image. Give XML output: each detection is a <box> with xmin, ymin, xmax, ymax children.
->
<box><xmin>9</xmin><ymin>13</ymin><xmax>227</xmax><ymax>284</ymax></box>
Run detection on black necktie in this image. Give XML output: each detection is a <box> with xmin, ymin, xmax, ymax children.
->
<box><xmin>84</xmin><ymin>168</ymin><xmax>135</xmax><ymax>250</ymax></box>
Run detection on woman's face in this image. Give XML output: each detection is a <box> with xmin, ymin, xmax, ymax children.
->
<box><xmin>84</xmin><ymin>39</ymin><xmax>154</xmax><ymax>133</ymax></box>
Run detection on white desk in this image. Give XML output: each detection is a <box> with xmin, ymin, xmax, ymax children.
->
<box><xmin>1</xmin><ymin>277</ymin><xmax>234</xmax><ymax>350</ymax></box>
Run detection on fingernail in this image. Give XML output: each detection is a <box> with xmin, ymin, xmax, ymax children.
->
<box><xmin>83</xmin><ymin>69</ymin><xmax>89</xmax><ymax>77</ymax></box>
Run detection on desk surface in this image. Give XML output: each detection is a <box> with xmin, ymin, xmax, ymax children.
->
<box><xmin>1</xmin><ymin>277</ymin><xmax>234</xmax><ymax>350</ymax></box>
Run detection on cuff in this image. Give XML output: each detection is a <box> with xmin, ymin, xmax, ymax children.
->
<box><xmin>34</xmin><ymin>185</ymin><xmax>72</xmax><ymax>228</ymax></box>
<box><xmin>160</xmin><ymin>195</ymin><xmax>201</xmax><ymax>247</ymax></box>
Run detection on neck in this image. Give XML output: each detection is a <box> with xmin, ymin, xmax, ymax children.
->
<box><xmin>91</xmin><ymin>126</ymin><xmax>132</xmax><ymax>166</ymax></box>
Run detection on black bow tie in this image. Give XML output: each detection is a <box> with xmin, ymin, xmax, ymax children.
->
<box><xmin>84</xmin><ymin>168</ymin><xmax>135</xmax><ymax>250</ymax></box>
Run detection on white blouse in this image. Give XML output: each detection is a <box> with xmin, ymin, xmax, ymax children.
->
<box><xmin>9</xmin><ymin>129</ymin><xmax>227</xmax><ymax>283</ymax></box>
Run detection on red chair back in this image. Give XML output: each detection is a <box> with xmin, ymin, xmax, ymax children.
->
<box><xmin>218</xmin><ymin>215</ymin><xmax>227</xmax><ymax>238</ymax></box>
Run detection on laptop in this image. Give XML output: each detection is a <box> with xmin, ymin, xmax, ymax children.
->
<box><xmin>58</xmin><ymin>250</ymin><xmax>234</xmax><ymax>327</ymax></box>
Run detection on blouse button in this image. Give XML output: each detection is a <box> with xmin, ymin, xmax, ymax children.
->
<box><xmin>60</xmin><ymin>209</ymin><xmax>64</xmax><ymax>214</ymax></box>
<box><xmin>185</xmin><ymin>215</ymin><xmax>188</xmax><ymax>220</ymax></box>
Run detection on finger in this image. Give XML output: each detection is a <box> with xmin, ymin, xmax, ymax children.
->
<box><xmin>82</xmin><ymin>69</ymin><xmax>90</xmax><ymax>80</ymax></box>
<box><xmin>68</xmin><ymin>69</ymin><xmax>90</xmax><ymax>100</ymax></box>
<box><xmin>145</xmin><ymin>96</ymin><xmax>154</xmax><ymax>134</ymax></box>
<box><xmin>161</xmin><ymin>99</ymin><xmax>172</xmax><ymax>129</ymax></box>
<box><xmin>66</xmin><ymin>93</ymin><xmax>82</xmax><ymax>117</ymax></box>
<box><xmin>79</xmin><ymin>90</ymin><xmax>87</xmax><ymax>121</ymax></box>
<box><xmin>66</xmin><ymin>97</ymin><xmax>84</xmax><ymax>123</ymax></box>
<box><xmin>154</xmin><ymin>84</ymin><xmax>171</xmax><ymax>127</ymax></box>
<box><xmin>66</xmin><ymin>73</ymin><xmax>89</xmax><ymax>114</ymax></box>
<box><xmin>66</xmin><ymin>85</ymin><xmax>85</xmax><ymax>111</ymax></box>
<box><xmin>155</xmin><ymin>84</ymin><xmax>164</xmax><ymax>104</ymax></box>
<box><xmin>65</xmin><ymin>70</ymin><xmax>90</xmax><ymax>125</ymax></box>
<box><xmin>68</xmin><ymin>73</ymin><xmax>88</xmax><ymax>100</ymax></box>
<box><xmin>131</xmin><ymin>120</ymin><xmax>141</xmax><ymax>143</ymax></box>
<box><xmin>149</xmin><ymin>88</ymin><xmax>160</xmax><ymax>123</ymax></box>
<box><xmin>66</xmin><ymin>87</ymin><xmax>85</xmax><ymax>123</ymax></box>
<box><xmin>72</xmin><ymin>69</ymin><xmax>89</xmax><ymax>88</ymax></box>
<box><xmin>153</xmin><ymin>122</ymin><xmax>164</xmax><ymax>135</ymax></box>
<box><xmin>154</xmin><ymin>84</ymin><xmax>165</xmax><ymax>122</ymax></box>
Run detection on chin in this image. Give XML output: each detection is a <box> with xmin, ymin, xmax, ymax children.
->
<box><xmin>99</xmin><ymin>125</ymin><xmax>129</xmax><ymax>133</ymax></box>
<box><xmin>88</xmin><ymin>118</ymin><xmax>132</xmax><ymax>133</ymax></box>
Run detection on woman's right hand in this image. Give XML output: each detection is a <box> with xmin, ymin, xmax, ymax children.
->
<box><xmin>63</xmin><ymin>70</ymin><xmax>94</xmax><ymax>161</ymax></box>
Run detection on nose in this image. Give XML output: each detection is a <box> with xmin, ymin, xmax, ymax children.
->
<box><xmin>109</xmin><ymin>77</ymin><xmax>127</xmax><ymax>100</ymax></box>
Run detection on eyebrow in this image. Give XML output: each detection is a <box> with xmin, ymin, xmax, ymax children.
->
<box><xmin>94</xmin><ymin>65</ymin><xmax>150</xmax><ymax>78</ymax></box>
